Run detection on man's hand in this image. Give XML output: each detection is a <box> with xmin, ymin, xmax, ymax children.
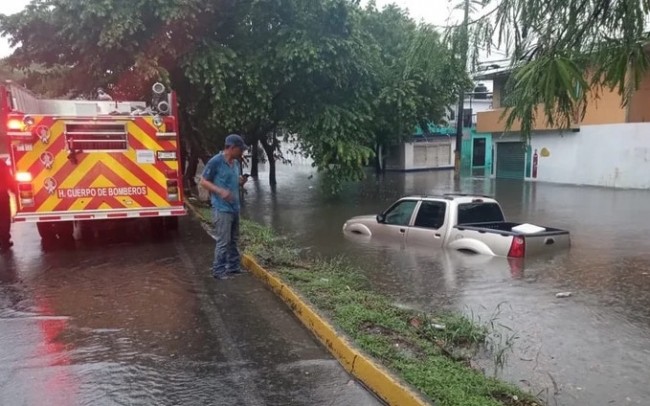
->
<box><xmin>200</xmin><ymin>177</ymin><xmax>234</xmax><ymax>202</ymax></box>
<box><xmin>220</xmin><ymin>189</ymin><xmax>234</xmax><ymax>202</ymax></box>
<box><xmin>239</xmin><ymin>175</ymin><xmax>249</xmax><ymax>187</ymax></box>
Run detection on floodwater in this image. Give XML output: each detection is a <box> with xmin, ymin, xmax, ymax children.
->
<box><xmin>242</xmin><ymin>159</ymin><xmax>650</xmax><ymax>406</ymax></box>
<box><xmin>0</xmin><ymin>216</ymin><xmax>379</xmax><ymax>405</ymax></box>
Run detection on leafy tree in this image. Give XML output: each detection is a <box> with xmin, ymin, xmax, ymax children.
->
<box><xmin>451</xmin><ymin>0</ymin><xmax>650</xmax><ymax>139</ymax></box>
<box><xmin>0</xmin><ymin>0</ymin><xmax>466</xmax><ymax>192</ymax></box>
<box><xmin>183</xmin><ymin>0</ymin><xmax>378</xmax><ymax>186</ymax></box>
<box><xmin>360</xmin><ymin>3</ymin><xmax>469</xmax><ymax>172</ymax></box>
<box><xmin>0</xmin><ymin>0</ymin><xmax>379</xmax><ymax>189</ymax></box>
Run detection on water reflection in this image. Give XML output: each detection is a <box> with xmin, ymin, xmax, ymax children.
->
<box><xmin>243</xmin><ymin>163</ymin><xmax>650</xmax><ymax>405</ymax></box>
<box><xmin>0</xmin><ymin>221</ymin><xmax>213</xmax><ymax>406</ymax></box>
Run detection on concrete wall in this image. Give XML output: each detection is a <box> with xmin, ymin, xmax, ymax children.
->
<box><xmin>496</xmin><ymin>123</ymin><xmax>650</xmax><ymax>189</ymax></box>
<box><xmin>480</xmin><ymin>71</ymin><xmax>629</xmax><ymax>133</ymax></box>
<box><xmin>406</xmin><ymin>138</ymin><xmax>455</xmax><ymax>171</ymax></box>
<box><xmin>386</xmin><ymin>138</ymin><xmax>456</xmax><ymax>171</ymax></box>
<box><xmin>628</xmin><ymin>72</ymin><xmax>650</xmax><ymax>123</ymax></box>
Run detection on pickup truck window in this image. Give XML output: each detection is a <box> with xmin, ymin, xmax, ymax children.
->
<box><xmin>457</xmin><ymin>202</ymin><xmax>505</xmax><ymax>224</ymax></box>
<box><xmin>384</xmin><ymin>200</ymin><xmax>417</xmax><ymax>226</ymax></box>
<box><xmin>414</xmin><ymin>201</ymin><xmax>446</xmax><ymax>229</ymax></box>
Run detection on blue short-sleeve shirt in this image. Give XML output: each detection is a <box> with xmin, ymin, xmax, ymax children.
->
<box><xmin>202</xmin><ymin>153</ymin><xmax>241</xmax><ymax>213</ymax></box>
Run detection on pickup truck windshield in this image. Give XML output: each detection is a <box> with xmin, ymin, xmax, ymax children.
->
<box><xmin>457</xmin><ymin>202</ymin><xmax>505</xmax><ymax>224</ymax></box>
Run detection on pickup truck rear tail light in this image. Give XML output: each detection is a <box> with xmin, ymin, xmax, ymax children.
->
<box><xmin>508</xmin><ymin>236</ymin><xmax>526</xmax><ymax>258</ymax></box>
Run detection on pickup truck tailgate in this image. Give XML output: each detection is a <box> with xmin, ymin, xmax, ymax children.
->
<box><xmin>522</xmin><ymin>231</ymin><xmax>571</xmax><ymax>256</ymax></box>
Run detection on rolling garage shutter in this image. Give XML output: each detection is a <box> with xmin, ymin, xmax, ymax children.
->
<box><xmin>413</xmin><ymin>143</ymin><xmax>451</xmax><ymax>168</ymax></box>
<box><xmin>496</xmin><ymin>142</ymin><xmax>525</xmax><ymax>179</ymax></box>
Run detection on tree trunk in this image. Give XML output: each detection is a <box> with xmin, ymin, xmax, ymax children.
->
<box><xmin>185</xmin><ymin>139</ymin><xmax>201</xmax><ymax>188</ymax></box>
<box><xmin>251</xmin><ymin>139</ymin><xmax>259</xmax><ymax>178</ymax></box>
<box><xmin>374</xmin><ymin>143</ymin><xmax>384</xmax><ymax>174</ymax></box>
<box><xmin>260</xmin><ymin>136</ymin><xmax>277</xmax><ymax>186</ymax></box>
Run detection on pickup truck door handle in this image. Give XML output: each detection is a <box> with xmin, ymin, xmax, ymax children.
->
<box><xmin>545</xmin><ymin>238</ymin><xmax>555</xmax><ymax>245</ymax></box>
<box><xmin>434</xmin><ymin>233</ymin><xmax>441</xmax><ymax>238</ymax></box>
<box><xmin>399</xmin><ymin>228</ymin><xmax>406</xmax><ymax>233</ymax></box>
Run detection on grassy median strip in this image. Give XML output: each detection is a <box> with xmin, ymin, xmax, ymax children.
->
<box><xmin>197</xmin><ymin>206</ymin><xmax>539</xmax><ymax>406</ymax></box>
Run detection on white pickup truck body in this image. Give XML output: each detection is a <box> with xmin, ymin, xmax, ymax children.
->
<box><xmin>342</xmin><ymin>194</ymin><xmax>570</xmax><ymax>258</ymax></box>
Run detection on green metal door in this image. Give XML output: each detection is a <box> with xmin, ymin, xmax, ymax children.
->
<box><xmin>496</xmin><ymin>142</ymin><xmax>525</xmax><ymax>179</ymax></box>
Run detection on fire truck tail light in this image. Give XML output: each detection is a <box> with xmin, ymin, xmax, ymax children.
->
<box><xmin>16</xmin><ymin>171</ymin><xmax>33</xmax><ymax>183</ymax></box>
<box><xmin>166</xmin><ymin>179</ymin><xmax>179</xmax><ymax>201</ymax></box>
<box><xmin>19</xmin><ymin>190</ymin><xmax>33</xmax><ymax>199</ymax></box>
<box><xmin>7</xmin><ymin>118</ymin><xmax>24</xmax><ymax>131</ymax></box>
<box><xmin>17</xmin><ymin>181</ymin><xmax>34</xmax><ymax>208</ymax></box>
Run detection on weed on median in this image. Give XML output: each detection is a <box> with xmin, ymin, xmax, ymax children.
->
<box><xmin>196</xmin><ymin>207</ymin><xmax>539</xmax><ymax>406</ymax></box>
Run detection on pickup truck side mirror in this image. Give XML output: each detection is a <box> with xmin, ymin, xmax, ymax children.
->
<box><xmin>376</xmin><ymin>213</ymin><xmax>385</xmax><ymax>223</ymax></box>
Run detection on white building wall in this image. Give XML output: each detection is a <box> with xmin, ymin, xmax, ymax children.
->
<box><xmin>403</xmin><ymin>137</ymin><xmax>456</xmax><ymax>171</ymax></box>
<box><xmin>496</xmin><ymin>123</ymin><xmax>650</xmax><ymax>189</ymax></box>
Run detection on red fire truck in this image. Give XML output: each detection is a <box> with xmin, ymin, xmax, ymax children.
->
<box><xmin>0</xmin><ymin>81</ymin><xmax>186</xmax><ymax>241</ymax></box>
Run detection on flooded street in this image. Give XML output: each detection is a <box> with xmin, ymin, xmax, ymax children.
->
<box><xmin>0</xmin><ymin>217</ymin><xmax>378</xmax><ymax>405</ymax></box>
<box><xmin>243</xmin><ymin>161</ymin><xmax>650</xmax><ymax>406</ymax></box>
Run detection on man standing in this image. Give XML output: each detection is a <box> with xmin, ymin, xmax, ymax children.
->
<box><xmin>200</xmin><ymin>134</ymin><xmax>248</xmax><ymax>280</ymax></box>
<box><xmin>0</xmin><ymin>158</ymin><xmax>16</xmax><ymax>251</ymax></box>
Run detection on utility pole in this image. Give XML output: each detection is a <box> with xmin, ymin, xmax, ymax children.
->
<box><xmin>454</xmin><ymin>0</ymin><xmax>471</xmax><ymax>175</ymax></box>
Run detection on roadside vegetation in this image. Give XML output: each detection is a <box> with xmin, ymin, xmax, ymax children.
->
<box><xmin>197</xmin><ymin>204</ymin><xmax>539</xmax><ymax>406</ymax></box>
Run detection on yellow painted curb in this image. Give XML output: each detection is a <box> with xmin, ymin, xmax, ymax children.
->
<box><xmin>187</xmin><ymin>201</ymin><xmax>430</xmax><ymax>406</ymax></box>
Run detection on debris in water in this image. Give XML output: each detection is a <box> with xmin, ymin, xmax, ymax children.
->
<box><xmin>432</xmin><ymin>323</ymin><xmax>446</xmax><ymax>330</ymax></box>
<box><xmin>555</xmin><ymin>292</ymin><xmax>573</xmax><ymax>298</ymax></box>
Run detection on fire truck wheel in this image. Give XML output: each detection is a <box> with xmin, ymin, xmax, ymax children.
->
<box><xmin>36</xmin><ymin>222</ymin><xmax>57</xmax><ymax>241</ymax></box>
<box><xmin>164</xmin><ymin>216</ymin><xmax>179</xmax><ymax>231</ymax></box>
<box><xmin>36</xmin><ymin>221</ymin><xmax>74</xmax><ymax>242</ymax></box>
<box><xmin>55</xmin><ymin>221</ymin><xmax>74</xmax><ymax>241</ymax></box>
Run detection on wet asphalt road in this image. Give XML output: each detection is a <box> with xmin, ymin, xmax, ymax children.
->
<box><xmin>0</xmin><ymin>217</ymin><xmax>379</xmax><ymax>405</ymax></box>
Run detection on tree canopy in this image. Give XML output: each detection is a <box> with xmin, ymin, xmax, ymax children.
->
<box><xmin>0</xmin><ymin>0</ymin><xmax>468</xmax><ymax>191</ymax></box>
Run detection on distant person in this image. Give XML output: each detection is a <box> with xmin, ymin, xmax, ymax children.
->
<box><xmin>199</xmin><ymin>134</ymin><xmax>249</xmax><ymax>280</ymax></box>
<box><xmin>0</xmin><ymin>159</ymin><xmax>16</xmax><ymax>251</ymax></box>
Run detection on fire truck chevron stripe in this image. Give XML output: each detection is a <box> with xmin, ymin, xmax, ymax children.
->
<box><xmin>20</xmin><ymin>118</ymin><xmax>63</xmax><ymax>172</ymax></box>
<box><xmin>130</xmin><ymin>118</ymin><xmax>176</xmax><ymax>152</ymax></box>
<box><xmin>133</xmin><ymin>117</ymin><xmax>177</xmax><ymax>149</ymax></box>
<box><xmin>51</xmin><ymin>162</ymin><xmax>158</xmax><ymax>212</ymax></box>
<box><xmin>127</xmin><ymin>131</ymin><xmax>175</xmax><ymax>171</ymax></box>
<box><xmin>33</xmin><ymin>155</ymin><xmax>97</xmax><ymax>212</ymax></box>
<box><xmin>83</xmin><ymin>164</ymin><xmax>158</xmax><ymax>208</ymax></box>
<box><xmin>107</xmin><ymin>155</ymin><xmax>169</xmax><ymax>199</ymax></box>
<box><xmin>37</xmin><ymin>154</ymin><xmax>168</xmax><ymax>212</ymax></box>
<box><xmin>36</xmin><ymin>153</ymin><xmax>107</xmax><ymax>212</ymax></box>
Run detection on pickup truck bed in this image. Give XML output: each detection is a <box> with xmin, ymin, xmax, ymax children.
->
<box><xmin>457</xmin><ymin>222</ymin><xmax>568</xmax><ymax>235</ymax></box>
<box><xmin>453</xmin><ymin>222</ymin><xmax>570</xmax><ymax>257</ymax></box>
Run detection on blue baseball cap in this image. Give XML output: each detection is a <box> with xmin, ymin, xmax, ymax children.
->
<box><xmin>225</xmin><ymin>134</ymin><xmax>249</xmax><ymax>150</ymax></box>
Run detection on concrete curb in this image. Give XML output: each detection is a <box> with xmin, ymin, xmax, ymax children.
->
<box><xmin>185</xmin><ymin>201</ymin><xmax>430</xmax><ymax>406</ymax></box>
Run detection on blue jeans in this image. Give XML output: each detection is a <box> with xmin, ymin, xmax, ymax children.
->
<box><xmin>212</xmin><ymin>210</ymin><xmax>241</xmax><ymax>277</ymax></box>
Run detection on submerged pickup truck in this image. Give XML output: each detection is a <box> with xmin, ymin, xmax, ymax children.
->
<box><xmin>342</xmin><ymin>194</ymin><xmax>570</xmax><ymax>258</ymax></box>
